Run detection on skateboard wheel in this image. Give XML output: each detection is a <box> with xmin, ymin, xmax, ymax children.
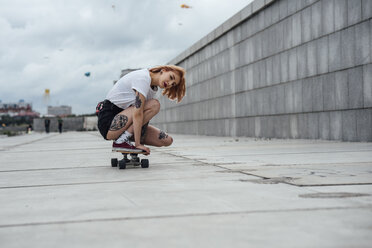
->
<box><xmin>111</xmin><ymin>158</ymin><xmax>118</xmax><ymax>167</ymax></box>
<box><xmin>141</xmin><ymin>159</ymin><xmax>149</xmax><ymax>168</ymax></box>
<box><xmin>118</xmin><ymin>160</ymin><xmax>126</xmax><ymax>169</ymax></box>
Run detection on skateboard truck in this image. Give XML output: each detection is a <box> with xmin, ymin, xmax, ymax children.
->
<box><xmin>111</xmin><ymin>152</ymin><xmax>149</xmax><ymax>169</ymax></box>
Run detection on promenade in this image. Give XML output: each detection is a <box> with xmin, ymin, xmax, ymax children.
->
<box><xmin>0</xmin><ymin>131</ymin><xmax>371</xmax><ymax>247</ymax></box>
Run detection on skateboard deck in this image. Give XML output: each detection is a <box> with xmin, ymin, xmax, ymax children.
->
<box><xmin>111</xmin><ymin>150</ymin><xmax>149</xmax><ymax>169</ymax></box>
<box><xmin>112</xmin><ymin>149</ymin><xmax>147</xmax><ymax>154</ymax></box>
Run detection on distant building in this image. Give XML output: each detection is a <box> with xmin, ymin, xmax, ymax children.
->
<box><xmin>47</xmin><ymin>105</ymin><xmax>72</xmax><ymax>117</ymax></box>
<box><xmin>113</xmin><ymin>68</ymin><xmax>140</xmax><ymax>85</ymax></box>
<box><xmin>120</xmin><ymin>68</ymin><xmax>140</xmax><ymax>78</ymax></box>
<box><xmin>0</xmin><ymin>100</ymin><xmax>39</xmax><ymax>117</ymax></box>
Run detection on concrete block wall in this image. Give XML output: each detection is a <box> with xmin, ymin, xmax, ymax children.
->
<box><xmin>152</xmin><ymin>0</ymin><xmax>372</xmax><ymax>141</ymax></box>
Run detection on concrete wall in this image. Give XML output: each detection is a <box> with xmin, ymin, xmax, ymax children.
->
<box><xmin>33</xmin><ymin>116</ymin><xmax>98</xmax><ymax>132</ymax></box>
<box><xmin>84</xmin><ymin>116</ymin><xmax>98</xmax><ymax>131</ymax></box>
<box><xmin>152</xmin><ymin>0</ymin><xmax>372</xmax><ymax>141</ymax></box>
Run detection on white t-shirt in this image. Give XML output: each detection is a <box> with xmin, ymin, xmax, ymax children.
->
<box><xmin>106</xmin><ymin>69</ymin><xmax>158</xmax><ymax>109</ymax></box>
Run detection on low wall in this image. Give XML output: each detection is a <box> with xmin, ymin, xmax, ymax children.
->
<box><xmin>33</xmin><ymin>116</ymin><xmax>97</xmax><ymax>132</ymax></box>
<box><xmin>152</xmin><ymin>0</ymin><xmax>372</xmax><ymax>141</ymax></box>
<box><xmin>84</xmin><ymin>116</ymin><xmax>98</xmax><ymax>131</ymax></box>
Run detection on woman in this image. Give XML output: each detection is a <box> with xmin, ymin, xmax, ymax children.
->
<box><xmin>97</xmin><ymin>65</ymin><xmax>186</xmax><ymax>155</ymax></box>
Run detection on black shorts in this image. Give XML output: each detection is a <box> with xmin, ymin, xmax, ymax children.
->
<box><xmin>97</xmin><ymin>100</ymin><xmax>124</xmax><ymax>140</ymax></box>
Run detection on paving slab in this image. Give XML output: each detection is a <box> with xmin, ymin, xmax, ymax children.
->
<box><xmin>1</xmin><ymin>207</ymin><xmax>371</xmax><ymax>248</ymax></box>
<box><xmin>240</xmin><ymin>162</ymin><xmax>372</xmax><ymax>186</ymax></box>
<box><xmin>0</xmin><ymin>131</ymin><xmax>371</xmax><ymax>247</ymax></box>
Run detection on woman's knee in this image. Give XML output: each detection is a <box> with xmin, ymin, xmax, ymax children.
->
<box><xmin>148</xmin><ymin>99</ymin><xmax>160</xmax><ymax>113</ymax></box>
<box><xmin>162</xmin><ymin>135</ymin><xmax>173</xmax><ymax>147</ymax></box>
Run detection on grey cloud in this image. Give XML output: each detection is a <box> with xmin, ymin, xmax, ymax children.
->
<box><xmin>0</xmin><ymin>0</ymin><xmax>252</xmax><ymax>114</ymax></box>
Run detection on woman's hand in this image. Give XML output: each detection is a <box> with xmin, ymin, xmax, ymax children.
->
<box><xmin>136</xmin><ymin>144</ymin><xmax>150</xmax><ymax>155</ymax></box>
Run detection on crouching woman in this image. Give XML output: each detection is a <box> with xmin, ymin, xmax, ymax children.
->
<box><xmin>97</xmin><ymin>65</ymin><xmax>186</xmax><ymax>155</ymax></box>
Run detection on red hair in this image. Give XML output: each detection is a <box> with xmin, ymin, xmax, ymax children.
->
<box><xmin>149</xmin><ymin>65</ymin><xmax>186</xmax><ymax>103</ymax></box>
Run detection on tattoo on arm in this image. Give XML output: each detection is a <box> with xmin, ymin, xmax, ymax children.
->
<box><xmin>109</xmin><ymin>114</ymin><xmax>128</xmax><ymax>131</ymax></box>
<box><xmin>158</xmin><ymin>130</ymin><xmax>168</xmax><ymax>140</ymax></box>
<box><xmin>135</xmin><ymin>94</ymin><xmax>142</xmax><ymax>108</ymax></box>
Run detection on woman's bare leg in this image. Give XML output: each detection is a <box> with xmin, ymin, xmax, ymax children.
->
<box><xmin>142</xmin><ymin>125</ymin><xmax>173</xmax><ymax>147</ymax></box>
<box><xmin>106</xmin><ymin>99</ymin><xmax>160</xmax><ymax>140</ymax></box>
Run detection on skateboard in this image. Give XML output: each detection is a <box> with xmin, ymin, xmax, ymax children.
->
<box><xmin>111</xmin><ymin>150</ymin><xmax>149</xmax><ymax>170</ymax></box>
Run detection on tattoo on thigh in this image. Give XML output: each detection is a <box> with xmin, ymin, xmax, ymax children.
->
<box><xmin>135</xmin><ymin>94</ymin><xmax>142</xmax><ymax>108</ymax></box>
<box><xmin>109</xmin><ymin>115</ymin><xmax>128</xmax><ymax>131</ymax></box>
<box><xmin>158</xmin><ymin>130</ymin><xmax>168</xmax><ymax>140</ymax></box>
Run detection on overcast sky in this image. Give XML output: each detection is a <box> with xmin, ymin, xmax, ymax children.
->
<box><xmin>0</xmin><ymin>0</ymin><xmax>253</xmax><ymax>115</ymax></box>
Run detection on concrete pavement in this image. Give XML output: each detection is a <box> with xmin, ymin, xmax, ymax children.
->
<box><xmin>0</xmin><ymin>131</ymin><xmax>371</xmax><ymax>247</ymax></box>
